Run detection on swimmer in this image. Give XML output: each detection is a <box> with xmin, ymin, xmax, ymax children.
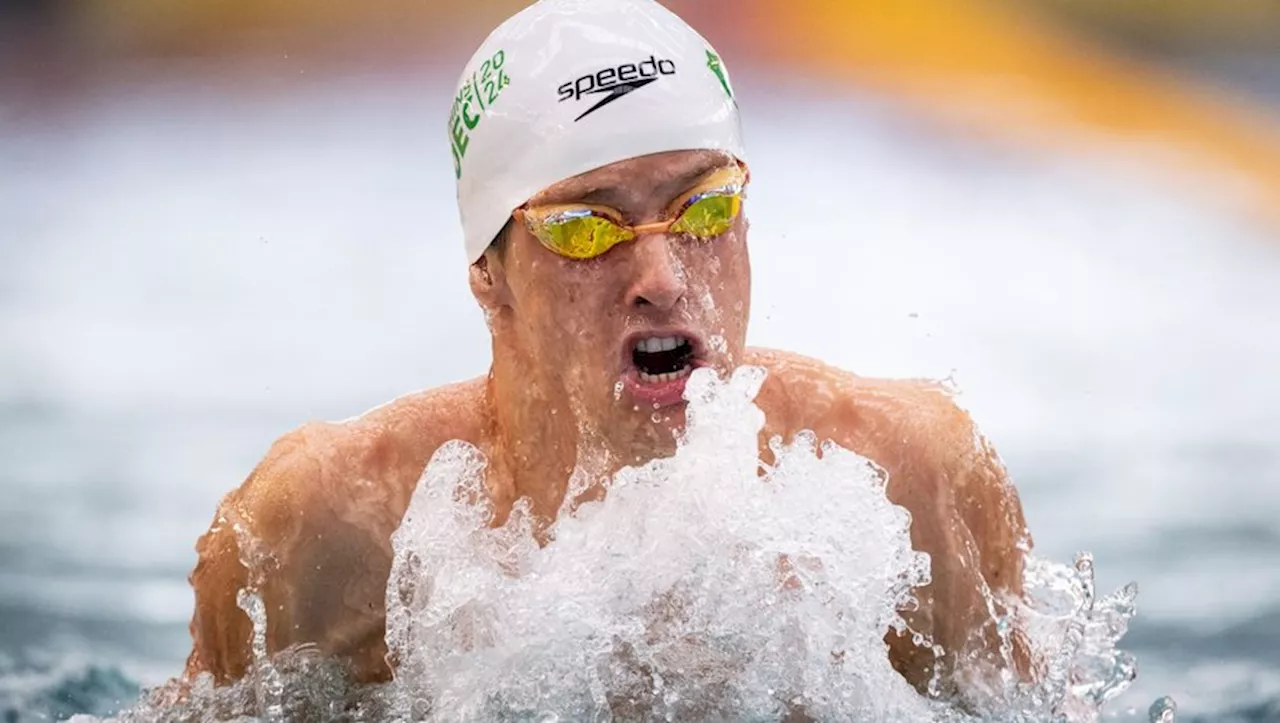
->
<box><xmin>181</xmin><ymin>0</ymin><xmax>1033</xmax><ymax>707</ymax></box>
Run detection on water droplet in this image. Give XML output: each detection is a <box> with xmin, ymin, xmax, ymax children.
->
<box><xmin>1148</xmin><ymin>696</ymin><xmax>1178</xmax><ymax>722</ymax></box>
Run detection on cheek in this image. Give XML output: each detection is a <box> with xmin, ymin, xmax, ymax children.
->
<box><xmin>686</xmin><ymin>234</ymin><xmax>751</xmax><ymax>352</ymax></box>
<box><xmin>514</xmin><ymin>258</ymin><xmax>620</xmax><ymax>342</ymax></box>
<box><xmin>724</xmin><ymin>218</ymin><xmax>751</xmax><ymax>276</ymax></box>
<box><xmin>694</xmin><ymin>233</ymin><xmax>750</xmax><ymax>300</ymax></box>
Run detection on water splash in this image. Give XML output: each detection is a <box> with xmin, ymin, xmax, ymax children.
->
<box><xmin>82</xmin><ymin>366</ymin><xmax>1159</xmax><ymax>722</ymax></box>
<box><xmin>708</xmin><ymin>333</ymin><xmax>729</xmax><ymax>355</ymax></box>
<box><xmin>378</xmin><ymin>366</ymin><xmax>1152</xmax><ymax>721</ymax></box>
<box><xmin>383</xmin><ymin>366</ymin><xmax>943</xmax><ymax>721</ymax></box>
<box><xmin>988</xmin><ymin>551</ymin><xmax>1146</xmax><ymax>722</ymax></box>
<box><xmin>229</xmin><ymin>511</ymin><xmax>287</xmax><ymax>722</ymax></box>
<box><xmin>234</xmin><ymin>589</ymin><xmax>284</xmax><ymax>722</ymax></box>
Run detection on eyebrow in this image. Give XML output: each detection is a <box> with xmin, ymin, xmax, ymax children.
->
<box><xmin>542</xmin><ymin>156</ymin><xmax>732</xmax><ymax>210</ymax></box>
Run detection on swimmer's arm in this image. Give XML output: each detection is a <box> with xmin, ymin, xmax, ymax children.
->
<box><xmin>948</xmin><ymin>420</ymin><xmax>1036</xmax><ymax>682</ymax></box>
<box><xmin>183</xmin><ymin>497</ymin><xmax>252</xmax><ymax>684</ymax></box>
<box><xmin>826</xmin><ymin>381</ymin><xmax>1034</xmax><ymax>697</ymax></box>
<box><xmin>182</xmin><ymin>425</ymin><xmax>395</xmax><ymax>686</ymax></box>
<box><xmin>903</xmin><ymin>395</ymin><xmax>1035</xmax><ymax>695</ymax></box>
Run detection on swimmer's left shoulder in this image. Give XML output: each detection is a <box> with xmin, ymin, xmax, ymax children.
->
<box><xmin>745</xmin><ymin>346</ymin><xmax>971</xmax><ymax>446</ymax></box>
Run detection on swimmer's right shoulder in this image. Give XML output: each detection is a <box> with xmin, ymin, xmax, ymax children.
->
<box><xmin>248</xmin><ymin>376</ymin><xmax>489</xmax><ymax>506</ymax></box>
<box><xmin>184</xmin><ymin>377</ymin><xmax>489</xmax><ymax>684</ymax></box>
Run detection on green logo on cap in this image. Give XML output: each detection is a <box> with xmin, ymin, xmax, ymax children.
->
<box><xmin>706</xmin><ymin>49</ymin><xmax>733</xmax><ymax>101</ymax></box>
<box><xmin>449</xmin><ymin>48</ymin><xmax>513</xmax><ymax>179</ymax></box>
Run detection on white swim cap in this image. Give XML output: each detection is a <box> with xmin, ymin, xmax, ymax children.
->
<box><xmin>448</xmin><ymin>0</ymin><xmax>746</xmax><ymax>264</ymax></box>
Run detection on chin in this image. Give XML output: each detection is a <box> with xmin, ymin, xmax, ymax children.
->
<box><xmin>595</xmin><ymin>403</ymin><xmax>685</xmax><ymax>464</ymax></box>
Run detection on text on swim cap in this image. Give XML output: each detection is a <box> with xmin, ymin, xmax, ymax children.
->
<box><xmin>557</xmin><ymin>55</ymin><xmax>677</xmax><ymax>122</ymax></box>
<box><xmin>450</xmin><ymin>49</ymin><xmax>512</xmax><ymax>180</ymax></box>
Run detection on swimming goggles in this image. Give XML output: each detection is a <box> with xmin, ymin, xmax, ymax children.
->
<box><xmin>514</xmin><ymin>163</ymin><xmax>748</xmax><ymax>260</ymax></box>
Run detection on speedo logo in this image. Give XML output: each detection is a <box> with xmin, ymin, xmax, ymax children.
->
<box><xmin>557</xmin><ymin>55</ymin><xmax>677</xmax><ymax>122</ymax></box>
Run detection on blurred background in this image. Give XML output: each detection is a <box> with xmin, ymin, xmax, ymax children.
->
<box><xmin>2</xmin><ymin>1</ymin><xmax>1279</xmax><ymax>720</ymax></box>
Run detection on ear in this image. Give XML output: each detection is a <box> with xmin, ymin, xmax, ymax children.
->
<box><xmin>469</xmin><ymin>249</ymin><xmax>512</xmax><ymax>311</ymax></box>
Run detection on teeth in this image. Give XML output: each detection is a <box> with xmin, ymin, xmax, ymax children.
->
<box><xmin>637</xmin><ymin>364</ymin><xmax>692</xmax><ymax>384</ymax></box>
<box><xmin>634</xmin><ymin>336</ymin><xmax>686</xmax><ymax>353</ymax></box>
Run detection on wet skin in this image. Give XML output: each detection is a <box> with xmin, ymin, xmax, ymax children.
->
<box><xmin>181</xmin><ymin>150</ymin><xmax>1033</xmax><ymax>702</ymax></box>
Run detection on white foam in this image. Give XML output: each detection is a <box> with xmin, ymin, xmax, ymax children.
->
<box><xmin>383</xmin><ymin>366</ymin><xmax>942</xmax><ymax>720</ymax></box>
<box><xmin>379</xmin><ymin>367</ymin><xmax>1139</xmax><ymax>721</ymax></box>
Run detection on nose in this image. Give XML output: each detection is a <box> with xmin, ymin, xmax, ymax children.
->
<box><xmin>624</xmin><ymin>233</ymin><xmax>687</xmax><ymax>311</ymax></box>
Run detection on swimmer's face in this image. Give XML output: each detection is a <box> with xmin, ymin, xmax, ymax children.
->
<box><xmin>479</xmin><ymin>149</ymin><xmax>751</xmax><ymax>458</ymax></box>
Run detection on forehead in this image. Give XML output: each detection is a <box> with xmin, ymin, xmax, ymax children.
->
<box><xmin>528</xmin><ymin>149</ymin><xmax>736</xmax><ymax>207</ymax></box>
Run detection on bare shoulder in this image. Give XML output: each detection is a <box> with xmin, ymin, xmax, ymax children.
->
<box><xmin>185</xmin><ymin>376</ymin><xmax>488</xmax><ymax>684</ymax></box>
<box><xmin>745</xmin><ymin>347</ymin><xmax>1033</xmax><ymax>691</ymax></box>
<box><xmin>744</xmin><ymin>346</ymin><xmax>972</xmax><ymax>453</ymax></box>
<box><xmin>744</xmin><ymin>347</ymin><xmax>1024</xmax><ymax>543</ymax></box>
<box><xmin>223</xmin><ymin>377</ymin><xmax>488</xmax><ymax>542</ymax></box>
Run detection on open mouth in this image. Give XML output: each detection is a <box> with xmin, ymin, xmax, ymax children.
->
<box><xmin>631</xmin><ymin>335</ymin><xmax>696</xmax><ymax>384</ymax></box>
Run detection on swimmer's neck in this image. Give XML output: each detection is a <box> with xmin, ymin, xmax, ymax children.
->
<box><xmin>481</xmin><ymin>342</ymin><xmax>769</xmax><ymax>528</ymax></box>
<box><xmin>483</xmin><ymin>343</ymin><xmax>606</xmax><ymax>527</ymax></box>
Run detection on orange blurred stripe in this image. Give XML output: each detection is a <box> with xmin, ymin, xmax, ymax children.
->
<box><xmin>737</xmin><ymin>0</ymin><xmax>1280</xmax><ymax>229</ymax></box>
